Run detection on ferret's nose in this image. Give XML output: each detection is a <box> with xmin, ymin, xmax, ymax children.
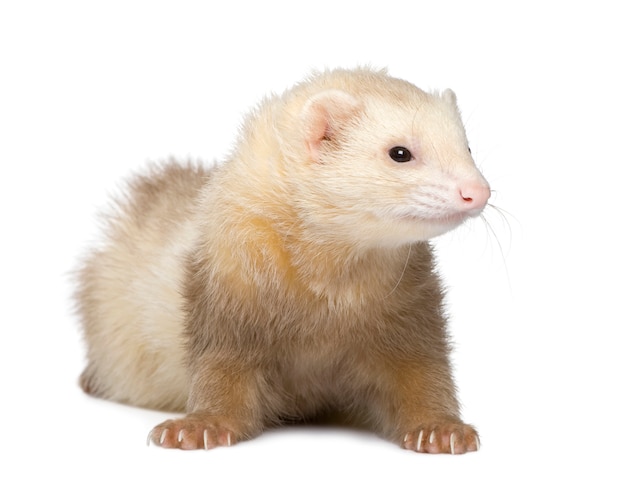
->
<box><xmin>458</xmin><ymin>182</ymin><xmax>491</xmax><ymax>213</ymax></box>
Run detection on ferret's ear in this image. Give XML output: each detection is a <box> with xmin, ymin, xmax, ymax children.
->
<box><xmin>442</xmin><ymin>88</ymin><xmax>458</xmax><ymax>107</ymax></box>
<box><xmin>301</xmin><ymin>90</ymin><xmax>362</xmax><ymax>161</ymax></box>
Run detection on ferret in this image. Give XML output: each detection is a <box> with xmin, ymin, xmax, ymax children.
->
<box><xmin>75</xmin><ymin>67</ymin><xmax>490</xmax><ymax>454</ymax></box>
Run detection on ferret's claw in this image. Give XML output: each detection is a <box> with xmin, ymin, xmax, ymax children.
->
<box><xmin>450</xmin><ymin>432</ymin><xmax>456</xmax><ymax>455</ymax></box>
<box><xmin>227</xmin><ymin>432</ymin><xmax>232</xmax><ymax>447</ymax></box>
<box><xmin>429</xmin><ymin>430</ymin><xmax>435</xmax><ymax>444</ymax></box>
<box><xmin>475</xmin><ymin>434</ymin><xmax>481</xmax><ymax>451</ymax></box>
<box><xmin>177</xmin><ymin>429</ymin><xmax>185</xmax><ymax>443</ymax></box>
<box><xmin>416</xmin><ymin>430</ymin><xmax>424</xmax><ymax>452</ymax></box>
<box><xmin>159</xmin><ymin>428</ymin><xmax>168</xmax><ymax>446</ymax></box>
<box><xmin>203</xmin><ymin>429</ymin><xmax>209</xmax><ymax>450</ymax></box>
<box><xmin>147</xmin><ymin>428</ymin><xmax>154</xmax><ymax>447</ymax></box>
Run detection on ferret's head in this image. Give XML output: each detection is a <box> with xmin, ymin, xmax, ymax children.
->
<box><xmin>277</xmin><ymin>69</ymin><xmax>490</xmax><ymax>248</ymax></box>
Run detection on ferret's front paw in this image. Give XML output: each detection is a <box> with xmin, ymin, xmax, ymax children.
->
<box><xmin>147</xmin><ymin>415</ymin><xmax>237</xmax><ymax>450</ymax></box>
<box><xmin>402</xmin><ymin>422</ymin><xmax>479</xmax><ymax>454</ymax></box>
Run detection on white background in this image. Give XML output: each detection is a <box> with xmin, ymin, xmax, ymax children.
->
<box><xmin>1</xmin><ymin>1</ymin><xmax>624</xmax><ymax>486</ymax></box>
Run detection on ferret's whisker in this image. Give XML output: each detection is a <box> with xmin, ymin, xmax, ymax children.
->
<box><xmin>481</xmin><ymin>203</ymin><xmax>513</xmax><ymax>295</ymax></box>
<box><xmin>383</xmin><ymin>243</ymin><xmax>412</xmax><ymax>299</ymax></box>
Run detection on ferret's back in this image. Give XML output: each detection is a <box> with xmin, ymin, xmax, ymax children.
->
<box><xmin>76</xmin><ymin>162</ymin><xmax>209</xmax><ymax>411</ymax></box>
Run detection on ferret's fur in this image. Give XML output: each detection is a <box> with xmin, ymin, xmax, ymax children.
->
<box><xmin>76</xmin><ymin>67</ymin><xmax>490</xmax><ymax>454</ymax></box>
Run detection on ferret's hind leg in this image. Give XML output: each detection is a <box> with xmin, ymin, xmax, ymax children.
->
<box><xmin>79</xmin><ymin>365</ymin><xmax>103</xmax><ymax>398</ymax></box>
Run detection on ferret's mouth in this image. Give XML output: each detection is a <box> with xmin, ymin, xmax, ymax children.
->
<box><xmin>395</xmin><ymin>211</ymin><xmax>470</xmax><ymax>226</ymax></box>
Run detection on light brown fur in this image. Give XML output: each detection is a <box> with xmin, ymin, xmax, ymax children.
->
<box><xmin>76</xmin><ymin>68</ymin><xmax>489</xmax><ymax>454</ymax></box>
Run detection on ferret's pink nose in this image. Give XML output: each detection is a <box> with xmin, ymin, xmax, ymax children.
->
<box><xmin>458</xmin><ymin>182</ymin><xmax>491</xmax><ymax>213</ymax></box>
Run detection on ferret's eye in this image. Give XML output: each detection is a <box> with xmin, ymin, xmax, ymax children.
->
<box><xmin>389</xmin><ymin>146</ymin><xmax>413</xmax><ymax>163</ymax></box>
